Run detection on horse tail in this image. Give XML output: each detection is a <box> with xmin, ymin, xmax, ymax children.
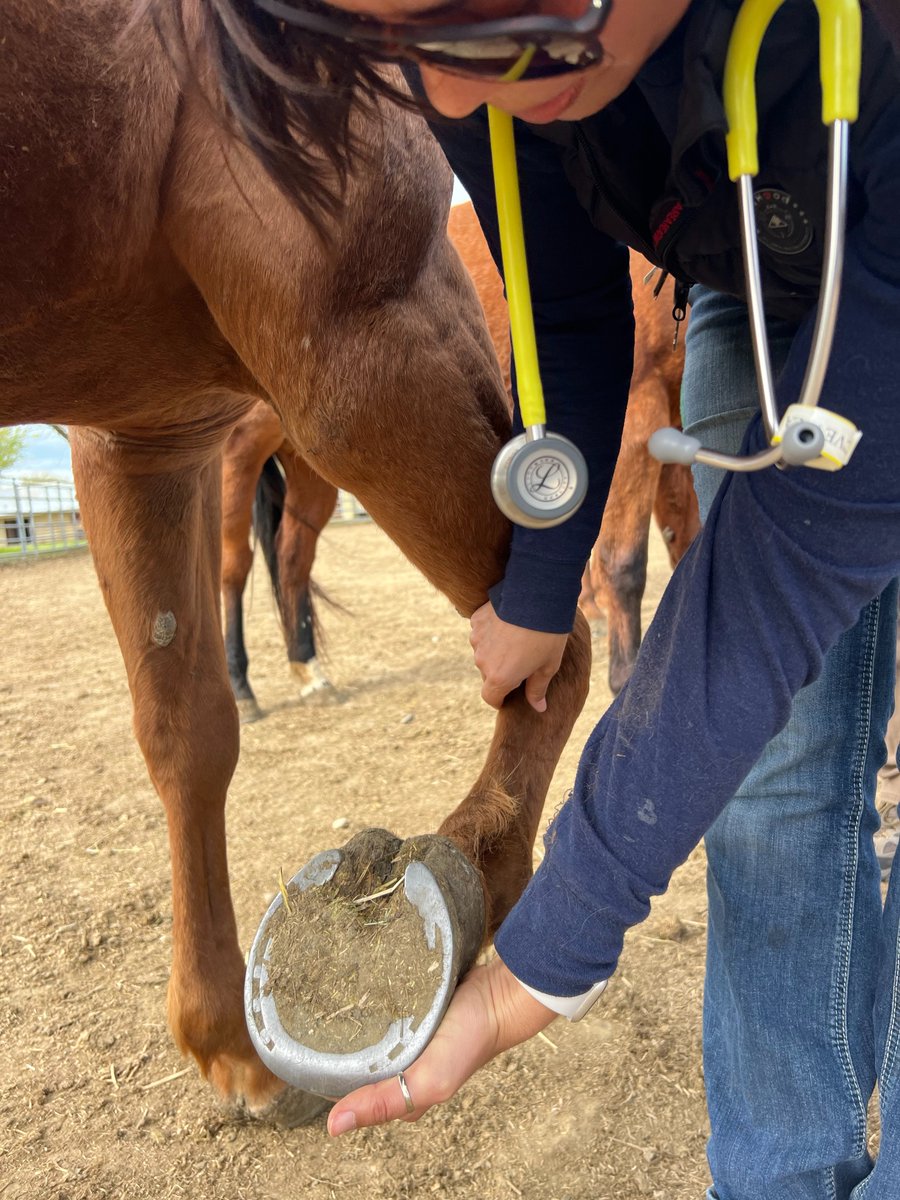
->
<box><xmin>252</xmin><ymin>455</ymin><xmax>285</xmax><ymax>609</ymax></box>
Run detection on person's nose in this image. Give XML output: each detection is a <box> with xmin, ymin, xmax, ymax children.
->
<box><xmin>418</xmin><ymin>64</ymin><xmax>494</xmax><ymax>117</ymax></box>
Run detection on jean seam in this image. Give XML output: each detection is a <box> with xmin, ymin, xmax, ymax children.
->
<box><xmin>879</xmin><ymin>884</ymin><xmax>900</xmax><ymax>1104</ymax></box>
<box><xmin>827</xmin><ymin>1166</ymin><xmax>838</xmax><ymax>1200</ymax></box>
<box><xmin>831</xmin><ymin>594</ymin><xmax>882</xmax><ymax>1155</ymax></box>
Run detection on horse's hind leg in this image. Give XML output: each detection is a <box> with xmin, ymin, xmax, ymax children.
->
<box><xmin>221</xmin><ymin>403</ymin><xmax>283</xmax><ymax>722</ymax></box>
<box><xmin>70</xmin><ymin>426</ymin><xmax>320</xmax><ymax>1120</ymax></box>
<box><xmin>267</xmin><ymin>442</ymin><xmax>338</xmax><ymax>701</ymax></box>
<box><xmin>590</xmin><ymin>378</ymin><xmax>665</xmax><ymax>696</ymax></box>
<box><xmin>652</xmin><ymin>372</ymin><xmax>700</xmax><ymax>565</ymax></box>
<box><xmin>654</xmin><ymin>460</ymin><xmax>700</xmax><ymax>565</ymax></box>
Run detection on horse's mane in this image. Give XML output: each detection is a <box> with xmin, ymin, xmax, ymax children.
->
<box><xmin>135</xmin><ymin>0</ymin><xmax>419</xmax><ymax>241</ymax></box>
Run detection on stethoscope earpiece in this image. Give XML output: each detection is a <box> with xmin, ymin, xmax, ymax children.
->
<box><xmin>648</xmin><ymin>417</ymin><xmax>827</xmax><ymax>473</ymax></box>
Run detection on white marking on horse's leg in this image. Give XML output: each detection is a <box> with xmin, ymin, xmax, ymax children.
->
<box><xmin>152</xmin><ymin>610</ymin><xmax>177</xmax><ymax>647</ymax></box>
<box><xmin>290</xmin><ymin>656</ymin><xmax>334</xmax><ymax>699</ymax></box>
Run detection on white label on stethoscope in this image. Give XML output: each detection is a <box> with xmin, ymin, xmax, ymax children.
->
<box><xmin>773</xmin><ymin>404</ymin><xmax>862</xmax><ymax>471</ymax></box>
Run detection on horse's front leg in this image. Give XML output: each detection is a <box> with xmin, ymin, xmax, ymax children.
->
<box><xmin>288</xmin><ymin>330</ymin><xmax>591</xmax><ymax>937</ymax></box>
<box><xmin>589</xmin><ymin>375</ymin><xmax>665</xmax><ymax>696</ymax></box>
<box><xmin>70</xmin><ymin>426</ymin><xmax>323</xmax><ymax>1123</ymax></box>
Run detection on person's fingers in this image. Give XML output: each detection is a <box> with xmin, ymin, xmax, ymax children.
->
<box><xmin>327</xmin><ymin>1070</ymin><xmax>432</xmax><ymax>1134</ymax></box>
<box><xmin>481</xmin><ymin>674</ymin><xmax>514</xmax><ymax>709</ymax></box>
<box><xmin>525</xmin><ymin>666</ymin><xmax>556</xmax><ymax>713</ymax></box>
<box><xmin>327</xmin><ymin>960</ymin><xmax>559</xmax><ymax>1136</ymax></box>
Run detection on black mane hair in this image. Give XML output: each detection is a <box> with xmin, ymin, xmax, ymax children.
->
<box><xmin>136</xmin><ymin>0</ymin><xmax>422</xmax><ymax>239</ymax></box>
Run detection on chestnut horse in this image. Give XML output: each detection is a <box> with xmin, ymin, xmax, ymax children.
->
<box><xmin>220</xmin><ymin>203</ymin><xmax>697</xmax><ymax>714</ymax></box>
<box><xmin>221</xmin><ymin>403</ymin><xmax>339</xmax><ymax>722</ymax></box>
<box><xmin>2</xmin><ymin>0</ymin><xmax>591</xmax><ymax>1120</ymax></box>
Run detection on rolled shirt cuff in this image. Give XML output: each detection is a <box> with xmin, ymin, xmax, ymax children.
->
<box><xmin>505</xmin><ymin>971</ymin><xmax>609</xmax><ymax>1022</ymax></box>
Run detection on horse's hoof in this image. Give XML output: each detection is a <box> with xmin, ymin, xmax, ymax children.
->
<box><xmin>248</xmin><ymin>1085</ymin><xmax>330</xmax><ymax>1128</ymax></box>
<box><xmin>300</xmin><ymin>679</ymin><xmax>344</xmax><ymax>705</ymax></box>
<box><xmin>291</xmin><ymin>657</ymin><xmax>341</xmax><ymax>703</ymax></box>
<box><xmin>237</xmin><ymin>697</ymin><xmax>264</xmax><ymax>724</ymax></box>
<box><xmin>244</xmin><ymin>828</ymin><xmax>484</xmax><ymax>1098</ymax></box>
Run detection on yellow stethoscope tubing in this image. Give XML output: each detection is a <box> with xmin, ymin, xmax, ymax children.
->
<box><xmin>724</xmin><ymin>0</ymin><xmax>860</xmax><ymax>180</ymax></box>
<box><xmin>488</xmin><ymin>43</ymin><xmax>546</xmax><ymax>432</ymax></box>
<box><xmin>488</xmin><ymin>0</ymin><xmax>862</xmax><ymax>469</ymax></box>
<box><xmin>488</xmin><ymin>105</ymin><xmax>547</xmax><ymax>431</ymax></box>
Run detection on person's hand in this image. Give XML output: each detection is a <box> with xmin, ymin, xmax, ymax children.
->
<box><xmin>469</xmin><ymin>601</ymin><xmax>568</xmax><ymax>712</ymax></box>
<box><xmin>326</xmin><ymin>956</ymin><xmax>556</xmax><ymax>1135</ymax></box>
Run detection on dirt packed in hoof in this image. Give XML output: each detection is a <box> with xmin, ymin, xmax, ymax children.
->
<box><xmin>265</xmin><ymin>866</ymin><xmax>441</xmax><ymax>1052</ymax></box>
<box><xmin>2</xmin><ymin>524</ymin><xmax>726</xmax><ymax>1200</ymax></box>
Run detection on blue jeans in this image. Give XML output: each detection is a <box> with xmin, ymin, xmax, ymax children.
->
<box><xmin>682</xmin><ymin>287</ymin><xmax>900</xmax><ymax>1199</ymax></box>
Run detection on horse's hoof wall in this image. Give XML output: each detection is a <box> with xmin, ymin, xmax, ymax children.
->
<box><xmin>244</xmin><ymin>829</ymin><xmax>484</xmax><ymax>1098</ymax></box>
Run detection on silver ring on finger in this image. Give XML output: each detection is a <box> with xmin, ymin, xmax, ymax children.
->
<box><xmin>397</xmin><ymin>1070</ymin><xmax>415</xmax><ymax>1114</ymax></box>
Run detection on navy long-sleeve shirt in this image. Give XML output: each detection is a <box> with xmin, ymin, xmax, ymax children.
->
<box><xmin>422</xmin><ymin>28</ymin><xmax>900</xmax><ymax>996</ymax></box>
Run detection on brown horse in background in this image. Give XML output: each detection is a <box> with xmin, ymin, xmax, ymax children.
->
<box><xmin>221</xmin><ymin>401</ymin><xmax>338</xmax><ymax>722</ymax></box>
<box><xmin>3</xmin><ymin>0</ymin><xmax>592</xmax><ymax>1121</ymax></box>
<box><xmin>220</xmin><ymin>202</ymin><xmax>697</xmax><ymax>713</ymax></box>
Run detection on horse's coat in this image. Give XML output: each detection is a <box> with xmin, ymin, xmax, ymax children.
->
<box><xmin>220</xmin><ymin>204</ymin><xmax>698</xmax><ymax>710</ymax></box>
<box><xmin>2</xmin><ymin>0</ymin><xmax>591</xmax><ymax>1114</ymax></box>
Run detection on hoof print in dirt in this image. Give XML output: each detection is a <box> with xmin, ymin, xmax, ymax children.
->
<box><xmin>244</xmin><ymin>828</ymin><xmax>484</xmax><ymax>1099</ymax></box>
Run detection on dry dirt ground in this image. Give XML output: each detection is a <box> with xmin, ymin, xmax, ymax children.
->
<box><xmin>0</xmin><ymin>522</ymin><xmax>712</xmax><ymax>1200</ymax></box>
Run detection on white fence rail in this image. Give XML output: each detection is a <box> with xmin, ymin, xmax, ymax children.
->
<box><xmin>0</xmin><ymin>478</ymin><xmax>87</xmax><ymax>559</ymax></box>
<box><xmin>333</xmin><ymin>490</ymin><xmax>370</xmax><ymax>523</ymax></box>
<box><xmin>0</xmin><ymin>477</ymin><xmax>367</xmax><ymax>562</ymax></box>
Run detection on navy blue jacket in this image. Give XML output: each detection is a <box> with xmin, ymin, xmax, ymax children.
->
<box><xmin>421</xmin><ymin>0</ymin><xmax>900</xmax><ymax>996</ymax></box>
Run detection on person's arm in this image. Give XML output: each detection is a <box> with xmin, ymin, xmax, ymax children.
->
<box><xmin>494</xmin><ymin>88</ymin><xmax>900</xmax><ymax>996</ymax></box>
<box><xmin>420</xmin><ymin>102</ymin><xmax>635</xmax><ymax>708</ymax></box>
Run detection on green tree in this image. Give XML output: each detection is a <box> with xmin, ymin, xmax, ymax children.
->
<box><xmin>0</xmin><ymin>427</ymin><xmax>28</xmax><ymax>473</ymax></box>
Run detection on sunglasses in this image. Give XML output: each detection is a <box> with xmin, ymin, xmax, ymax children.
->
<box><xmin>254</xmin><ymin>0</ymin><xmax>611</xmax><ymax>80</ymax></box>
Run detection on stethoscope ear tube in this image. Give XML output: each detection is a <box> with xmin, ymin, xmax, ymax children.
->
<box><xmin>650</xmin><ymin>0</ymin><xmax>863</xmax><ymax>474</ymax></box>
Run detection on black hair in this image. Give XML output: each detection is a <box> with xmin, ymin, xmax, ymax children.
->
<box><xmin>137</xmin><ymin>0</ymin><xmax>421</xmax><ymax>239</ymax></box>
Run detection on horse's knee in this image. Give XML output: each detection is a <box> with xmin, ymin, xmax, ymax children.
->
<box><xmin>133</xmin><ymin>668</ymin><xmax>239</xmax><ymax>800</ymax></box>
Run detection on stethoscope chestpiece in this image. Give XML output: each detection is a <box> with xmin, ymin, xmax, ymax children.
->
<box><xmin>491</xmin><ymin>425</ymin><xmax>588</xmax><ymax>528</ymax></box>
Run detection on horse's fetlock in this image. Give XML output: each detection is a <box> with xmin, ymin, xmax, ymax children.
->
<box><xmin>598</xmin><ymin>547</ymin><xmax>647</xmax><ymax>602</ymax></box>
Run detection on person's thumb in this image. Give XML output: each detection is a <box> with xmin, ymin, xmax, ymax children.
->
<box><xmin>525</xmin><ymin>670</ymin><xmax>551</xmax><ymax>713</ymax></box>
